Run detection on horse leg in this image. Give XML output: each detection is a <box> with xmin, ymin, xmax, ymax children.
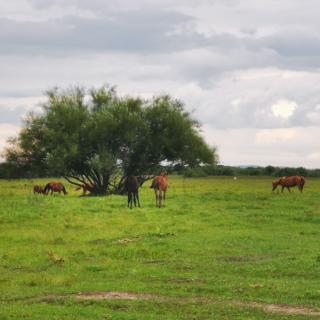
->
<box><xmin>136</xmin><ymin>192</ymin><xmax>140</xmax><ymax>208</ymax></box>
<box><xmin>163</xmin><ymin>190</ymin><xmax>166</xmax><ymax>207</ymax></box>
<box><xmin>155</xmin><ymin>189</ymin><xmax>158</xmax><ymax>207</ymax></box>
<box><xmin>287</xmin><ymin>187</ymin><xmax>291</xmax><ymax>193</ymax></box>
<box><xmin>133</xmin><ymin>192</ymin><xmax>137</xmax><ymax>207</ymax></box>
<box><xmin>281</xmin><ymin>186</ymin><xmax>284</xmax><ymax>193</ymax></box>
<box><xmin>130</xmin><ymin>193</ymin><xmax>134</xmax><ymax>209</ymax></box>
<box><xmin>159</xmin><ymin>191</ymin><xmax>162</xmax><ymax>208</ymax></box>
<box><xmin>128</xmin><ymin>193</ymin><xmax>132</xmax><ymax>208</ymax></box>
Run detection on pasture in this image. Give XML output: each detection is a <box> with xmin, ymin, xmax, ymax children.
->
<box><xmin>0</xmin><ymin>176</ymin><xmax>320</xmax><ymax>319</ymax></box>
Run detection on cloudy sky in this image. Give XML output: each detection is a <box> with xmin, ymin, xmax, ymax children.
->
<box><xmin>1</xmin><ymin>0</ymin><xmax>320</xmax><ymax>168</ymax></box>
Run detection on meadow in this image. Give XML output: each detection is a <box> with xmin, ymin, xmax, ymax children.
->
<box><xmin>0</xmin><ymin>176</ymin><xmax>320</xmax><ymax>319</ymax></box>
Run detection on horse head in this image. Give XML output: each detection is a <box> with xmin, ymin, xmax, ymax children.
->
<box><xmin>272</xmin><ymin>178</ymin><xmax>281</xmax><ymax>191</ymax></box>
<box><xmin>160</xmin><ymin>170</ymin><xmax>168</xmax><ymax>177</ymax></box>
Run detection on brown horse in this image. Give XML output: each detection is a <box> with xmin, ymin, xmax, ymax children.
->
<box><xmin>150</xmin><ymin>171</ymin><xmax>168</xmax><ymax>207</ymax></box>
<box><xmin>125</xmin><ymin>176</ymin><xmax>140</xmax><ymax>209</ymax></box>
<box><xmin>44</xmin><ymin>182</ymin><xmax>67</xmax><ymax>195</ymax></box>
<box><xmin>33</xmin><ymin>185</ymin><xmax>45</xmax><ymax>194</ymax></box>
<box><xmin>272</xmin><ymin>176</ymin><xmax>305</xmax><ymax>193</ymax></box>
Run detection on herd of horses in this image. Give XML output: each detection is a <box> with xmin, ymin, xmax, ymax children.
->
<box><xmin>33</xmin><ymin>174</ymin><xmax>305</xmax><ymax>209</ymax></box>
<box><xmin>33</xmin><ymin>182</ymin><xmax>67</xmax><ymax>195</ymax></box>
<box><xmin>33</xmin><ymin>171</ymin><xmax>169</xmax><ymax>208</ymax></box>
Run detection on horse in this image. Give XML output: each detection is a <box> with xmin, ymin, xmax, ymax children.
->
<box><xmin>125</xmin><ymin>176</ymin><xmax>140</xmax><ymax>209</ymax></box>
<box><xmin>150</xmin><ymin>171</ymin><xmax>168</xmax><ymax>207</ymax></box>
<box><xmin>44</xmin><ymin>182</ymin><xmax>67</xmax><ymax>195</ymax></box>
<box><xmin>272</xmin><ymin>176</ymin><xmax>305</xmax><ymax>193</ymax></box>
<box><xmin>33</xmin><ymin>185</ymin><xmax>45</xmax><ymax>194</ymax></box>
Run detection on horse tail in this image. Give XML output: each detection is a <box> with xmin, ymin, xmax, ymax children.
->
<box><xmin>44</xmin><ymin>183</ymin><xmax>50</xmax><ymax>194</ymax></box>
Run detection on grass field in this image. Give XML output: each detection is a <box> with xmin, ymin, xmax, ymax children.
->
<box><xmin>0</xmin><ymin>176</ymin><xmax>320</xmax><ymax>319</ymax></box>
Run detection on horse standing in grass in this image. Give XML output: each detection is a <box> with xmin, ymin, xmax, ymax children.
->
<box><xmin>150</xmin><ymin>171</ymin><xmax>168</xmax><ymax>208</ymax></box>
<box><xmin>44</xmin><ymin>182</ymin><xmax>68</xmax><ymax>195</ymax></box>
<box><xmin>272</xmin><ymin>176</ymin><xmax>305</xmax><ymax>193</ymax></box>
<box><xmin>125</xmin><ymin>176</ymin><xmax>140</xmax><ymax>209</ymax></box>
<box><xmin>33</xmin><ymin>185</ymin><xmax>45</xmax><ymax>194</ymax></box>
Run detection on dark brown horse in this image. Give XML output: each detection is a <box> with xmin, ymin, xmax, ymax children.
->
<box><xmin>272</xmin><ymin>176</ymin><xmax>305</xmax><ymax>193</ymax></box>
<box><xmin>125</xmin><ymin>176</ymin><xmax>140</xmax><ymax>209</ymax></box>
<box><xmin>33</xmin><ymin>185</ymin><xmax>45</xmax><ymax>194</ymax></box>
<box><xmin>150</xmin><ymin>171</ymin><xmax>168</xmax><ymax>207</ymax></box>
<box><xmin>44</xmin><ymin>182</ymin><xmax>67</xmax><ymax>195</ymax></box>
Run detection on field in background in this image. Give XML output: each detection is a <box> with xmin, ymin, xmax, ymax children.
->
<box><xmin>0</xmin><ymin>176</ymin><xmax>320</xmax><ymax>319</ymax></box>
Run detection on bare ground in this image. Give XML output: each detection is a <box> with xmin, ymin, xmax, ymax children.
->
<box><xmin>28</xmin><ymin>291</ymin><xmax>320</xmax><ymax>317</ymax></box>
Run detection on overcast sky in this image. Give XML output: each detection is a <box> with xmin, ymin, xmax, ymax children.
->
<box><xmin>0</xmin><ymin>0</ymin><xmax>320</xmax><ymax>168</ymax></box>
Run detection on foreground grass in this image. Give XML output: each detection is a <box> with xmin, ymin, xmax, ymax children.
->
<box><xmin>0</xmin><ymin>176</ymin><xmax>319</xmax><ymax>319</ymax></box>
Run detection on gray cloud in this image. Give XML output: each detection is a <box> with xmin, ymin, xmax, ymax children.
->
<box><xmin>0</xmin><ymin>0</ymin><xmax>320</xmax><ymax>167</ymax></box>
<box><xmin>0</xmin><ymin>10</ymin><xmax>206</xmax><ymax>55</ymax></box>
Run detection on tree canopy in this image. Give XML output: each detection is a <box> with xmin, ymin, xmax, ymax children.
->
<box><xmin>5</xmin><ymin>86</ymin><xmax>217</xmax><ymax>194</ymax></box>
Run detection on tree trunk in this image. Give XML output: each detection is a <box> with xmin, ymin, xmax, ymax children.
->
<box><xmin>64</xmin><ymin>173</ymin><xmax>155</xmax><ymax>196</ymax></box>
<box><xmin>64</xmin><ymin>174</ymin><xmax>109</xmax><ymax>195</ymax></box>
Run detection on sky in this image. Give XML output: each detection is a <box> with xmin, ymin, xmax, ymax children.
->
<box><xmin>0</xmin><ymin>0</ymin><xmax>320</xmax><ymax>168</ymax></box>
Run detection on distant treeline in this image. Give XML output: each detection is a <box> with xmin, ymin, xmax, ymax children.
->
<box><xmin>0</xmin><ymin>161</ymin><xmax>319</xmax><ymax>179</ymax></box>
<box><xmin>171</xmin><ymin>165</ymin><xmax>320</xmax><ymax>178</ymax></box>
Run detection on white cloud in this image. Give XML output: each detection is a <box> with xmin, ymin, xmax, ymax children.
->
<box><xmin>255</xmin><ymin>128</ymin><xmax>298</xmax><ymax>144</ymax></box>
<box><xmin>203</xmin><ymin>125</ymin><xmax>320</xmax><ymax>168</ymax></box>
<box><xmin>0</xmin><ymin>124</ymin><xmax>20</xmax><ymax>159</ymax></box>
<box><xmin>307</xmin><ymin>152</ymin><xmax>320</xmax><ymax>161</ymax></box>
<box><xmin>271</xmin><ymin>100</ymin><xmax>297</xmax><ymax>118</ymax></box>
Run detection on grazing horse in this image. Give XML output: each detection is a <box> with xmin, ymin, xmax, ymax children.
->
<box><xmin>150</xmin><ymin>171</ymin><xmax>168</xmax><ymax>207</ymax></box>
<box><xmin>272</xmin><ymin>176</ymin><xmax>305</xmax><ymax>193</ymax></box>
<box><xmin>125</xmin><ymin>176</ymin><xmax>140</xmax><ymax>209</ymax></box>
<box><xmin>44</xmin><ymin>182</ymin><xmax>67</xmax><ymax>195</ymax></box>
<box><xmin>33</xmin><ymin>185</ymin><xmax>45</xmax><ymax>194</ymax></box>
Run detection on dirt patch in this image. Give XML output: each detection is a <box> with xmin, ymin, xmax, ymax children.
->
<box><xmin>74</xmin><ymin>292</ymin><xmax>320</xmax><ymax>316</ymax></box>
<box><xmin>231</xmin><ymin>300</ymin><xmax>320</xmax><ymax>317</ymax></box>
<box><xmin>75</xmin><ymin>291</ymin><xmax>167</xmax><ymax>301</ymax></box>
<box><xmin>75</xmin><ymin>292</ymin><xmax>320</xmax><ymax>316</ymax></box>
<box><xmin>22</xmin><ymin>291</ymin><xmax>320</xmax><ymax>317</ymax></box>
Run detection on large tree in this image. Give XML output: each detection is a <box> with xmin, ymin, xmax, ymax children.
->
<box><xmin>5</xmin><ymin>86</ymin><xmax>217</xmax><ymax>195</ymax></box>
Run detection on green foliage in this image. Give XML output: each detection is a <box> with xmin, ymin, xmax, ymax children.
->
<box><xmin>4</xmin><ymin>86</ymin><xmax>216</xmax><ymax>194</ymax></box>
<box><xmin>175</xmin><ymin>165</ymin><xmax>320</xmax><ymax>178</ymax></box>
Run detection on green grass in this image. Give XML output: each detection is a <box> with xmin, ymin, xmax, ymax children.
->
<box><xmin>0</xmin><ymin>176</ymin><xmax>319</xmax><ymax>319</ymax></box>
